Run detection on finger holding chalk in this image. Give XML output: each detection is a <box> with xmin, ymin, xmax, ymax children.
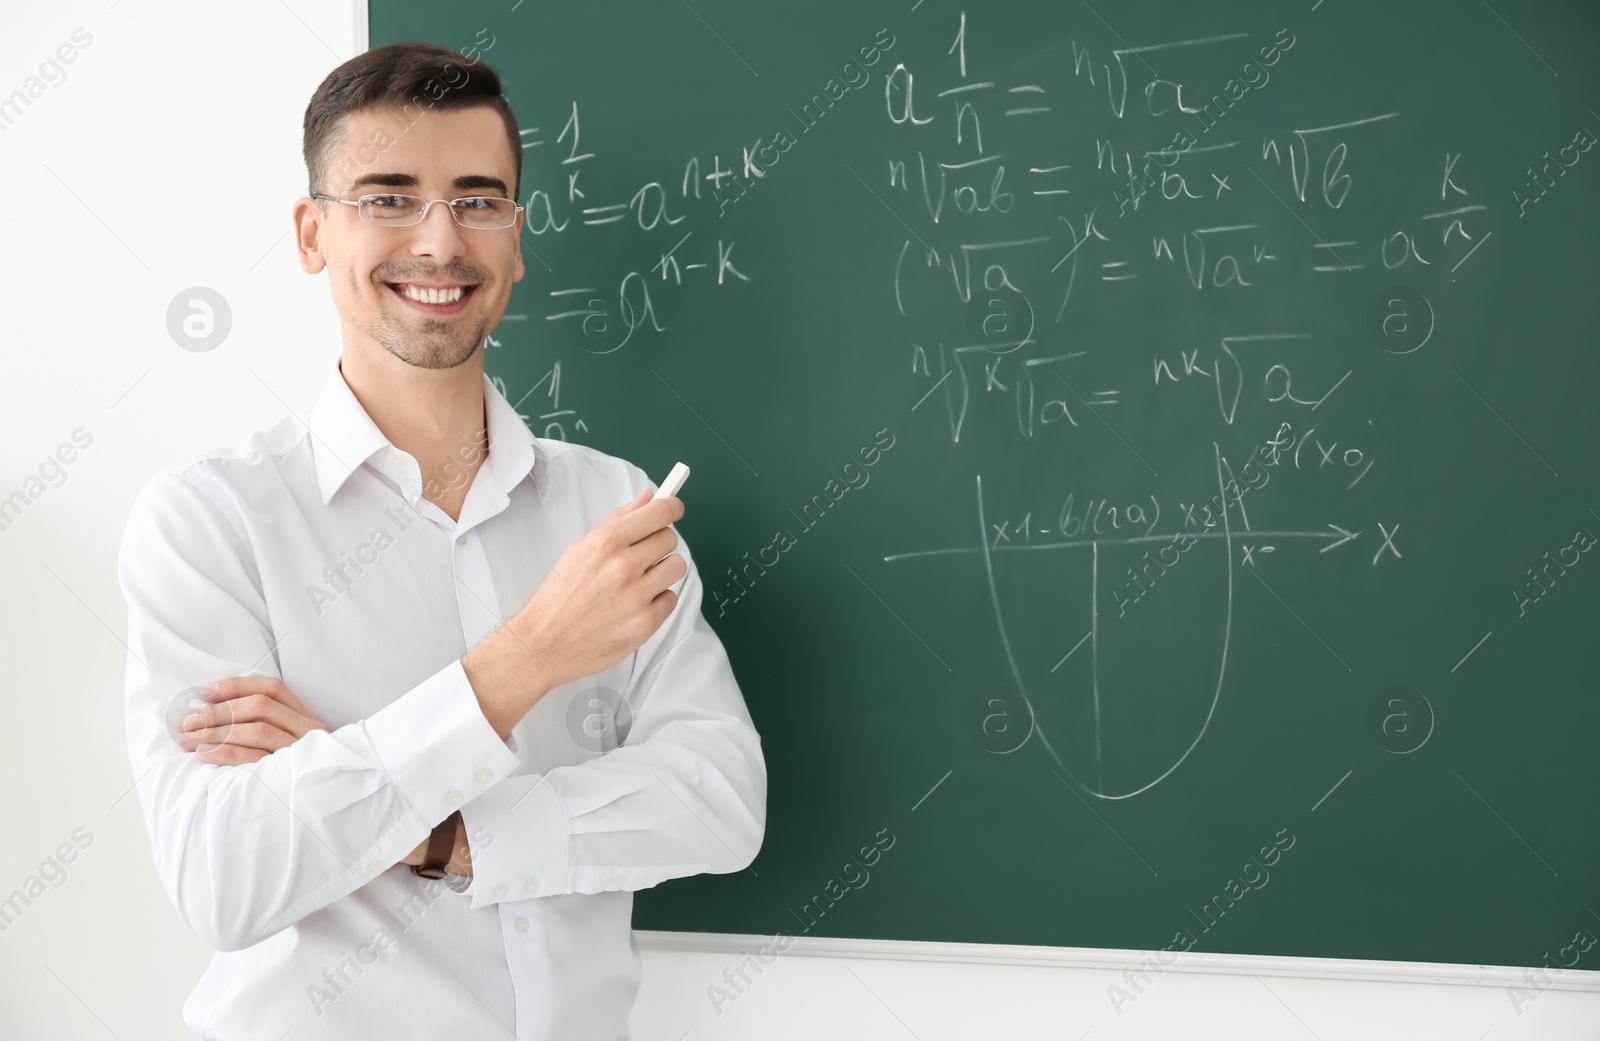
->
<box><xmin>652</xmin><ymin>461</ymin><xmax>690</xmax><ymax>501</ymax></box>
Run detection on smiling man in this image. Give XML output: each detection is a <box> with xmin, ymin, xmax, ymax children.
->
<box><xmin>118</xmin><ymin>42</ymin><xmax>765</xmax><ymax>1040</ymax></box>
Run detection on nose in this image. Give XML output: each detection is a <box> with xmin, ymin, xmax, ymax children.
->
<box><xmin>407</xmin><ymin>198</ymin><xmax>469</xmax><ymax>261</ymax></box>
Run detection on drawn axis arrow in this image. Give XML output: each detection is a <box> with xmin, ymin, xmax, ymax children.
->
<box><xmin>1319</xmin><ymin>524</ymin><xmax>1361</xmax><ymax>553</ymax></box>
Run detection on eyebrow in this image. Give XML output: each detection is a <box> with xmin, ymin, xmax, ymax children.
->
<box><xmin>345</xmin><ymin>172</ymin><xmax>510</xmax><ymax>196</ymax></box>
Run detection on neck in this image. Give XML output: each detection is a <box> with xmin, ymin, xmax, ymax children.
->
<box><xmin>338</xmin><ymin>349</ymin><xmax>488</xmax><ymax>514</ymax></box>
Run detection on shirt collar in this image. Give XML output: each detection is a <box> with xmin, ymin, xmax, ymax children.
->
<box><xmin>309</xmin><ymin>357</ymin><xmax>549</xmax><ymax>507</ymax></box>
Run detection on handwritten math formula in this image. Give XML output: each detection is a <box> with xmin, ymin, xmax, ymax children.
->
<box><xmin>857</xmin><ymin>7</ymin><xmax>1540</xmax><ymax>802</ymax></box>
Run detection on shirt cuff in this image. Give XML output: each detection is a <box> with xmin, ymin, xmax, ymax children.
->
<box><xmin>458</xmin><ymin>772</ymin><xmax>571</xmax><ymax>908</ymax></box>
<box><xmin>361</xmin><ymin>658</ymin><xmax>523</xmax><ymax>827</ymax></box>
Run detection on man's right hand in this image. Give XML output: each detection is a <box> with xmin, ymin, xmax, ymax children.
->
<box><xmin>462</xmin><ymin>487</ymin><xmax>686</xmax><ymax>739</ymax></box>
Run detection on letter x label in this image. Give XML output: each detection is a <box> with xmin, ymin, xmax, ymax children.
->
<box><xmin>1372</xmin><ymin>522</ymin><xmax>1401</xmax><ymax>566</ymax></box>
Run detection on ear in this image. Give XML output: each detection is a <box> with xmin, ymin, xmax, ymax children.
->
<box><xmin>292</xmin><ymin>196</ymin><xmax>328</xmax><ymax>275</ymax></box>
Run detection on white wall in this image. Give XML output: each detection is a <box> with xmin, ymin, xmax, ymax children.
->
<box><xmin>631</xmin><ymin>933</ymin><xmax>1600</xmax><ymax>1039</ymax></box>
<box><xmin>0</xmin><ymin>2</ymin><xmax>1594</xmax><ymax>1038</ymax></box>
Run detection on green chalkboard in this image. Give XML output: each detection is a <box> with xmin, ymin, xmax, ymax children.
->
<box><xmin>370</xmin><ymin>0</ymin><xmax>1600</xmax><ymax>969</ymax></box>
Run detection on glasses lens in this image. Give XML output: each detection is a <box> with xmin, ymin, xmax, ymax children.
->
<box><xmin>358</xmin><ymin>195</ymin><xmax>427</xmax><ymax>224</ymax></box>
<box><xmin>451</xmin><ymin>197</ymin><xmax>517</xmax><ymax>228</ymax></box>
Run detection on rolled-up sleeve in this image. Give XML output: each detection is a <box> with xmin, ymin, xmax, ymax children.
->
<box><xmin>458</xmin><ymin>466</ymin><xmax>767</xmax><ymax>908</ymax></box>
<box><xmin>120</xmin><ymin>469</ymin><xmax>521</xmax><ymax>953</ymax></box>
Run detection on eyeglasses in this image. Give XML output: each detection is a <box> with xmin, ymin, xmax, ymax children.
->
<box><xmin>311</xmin><ymin>193</ymin><xmax>523</xmax><ymax>229</ymax></box>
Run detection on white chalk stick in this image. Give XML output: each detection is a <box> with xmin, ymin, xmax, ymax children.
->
<box><xmin>652</xmin><ymin>461</ymin><xmax>690</xmax><ymax>500</ymax></box>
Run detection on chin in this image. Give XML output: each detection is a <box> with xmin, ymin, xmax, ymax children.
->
<box><xmin>371</xmin><ymin>325</ymin><xmax>487</xmax><ymax>371</ymax></box>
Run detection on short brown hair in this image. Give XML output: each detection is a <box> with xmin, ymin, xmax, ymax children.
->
<box><xmin>302</xmin><ymin>42</ymin><xmax>521</xmax><ymax>200</ymax></box>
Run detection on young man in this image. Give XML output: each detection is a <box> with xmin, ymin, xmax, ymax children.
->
<box><xmin>118</xmin><ymin>41</ymin><xmax>765</xmax><ymax>1040</ymax></box>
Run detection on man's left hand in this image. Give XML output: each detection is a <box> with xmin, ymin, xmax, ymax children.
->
<box><xmin>176</xmin><ymin>675</ymin><xmax>331</xmax><ymax>764</ymax></box>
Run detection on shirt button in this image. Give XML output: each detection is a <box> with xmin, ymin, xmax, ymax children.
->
<box><xmin>514</xmin><ymin>916</ymin><xmax>530</xmax><ymax>933</ymax></box>
<box><xmin>475</xmin><ymin>768</ymin><xmax>494</xmax><ymax>784</ymax></box>
<box><xmin>611</xmin><ymin>873</ymin><xmax>627</xmax><ymax>888</ymax></box>
<box><xmin>445</xmin><ymin>789</ymin><xmax>464</xmax><ymax>806</ymax></box>
<box><xmin>367</xmin><ymin>860</ymin><xmax>382</xmax><ymax>874</ymax></box>
<box><xmin>492</xmin><ymin>882</ymin><xmax>509</xmax><ymax>898</ymax></box>
<box><xmin>524</xmin><ymin>878</ymin><xmax>540</xmax><ymax>894</ymax></box>
<box><xmin>456</xmin><ymin>533</ymin><xmax>467</xmax><ymax>545</ymax></box>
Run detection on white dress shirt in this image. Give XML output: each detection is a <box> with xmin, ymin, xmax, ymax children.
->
<box><xmin>118</xmin><ymin>357</ymin><xmax>766</xmax><ymax>1040</ymax></box>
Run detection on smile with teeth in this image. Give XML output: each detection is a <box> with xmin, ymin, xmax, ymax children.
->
<box><xmin>390</xmin><ymin>283</ymin><xmax>474</xmax><ymax>305</ymax></box>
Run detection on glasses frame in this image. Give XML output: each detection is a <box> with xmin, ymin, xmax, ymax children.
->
<box><xmin>311</xmin><ymin>192</ymin><xmax>524</xmax><ymax>230</ymax></box>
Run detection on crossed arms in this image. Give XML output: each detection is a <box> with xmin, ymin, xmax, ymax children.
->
<box><xmin>120</xmin><ymin>468</ymin><xmax>766</xmax><ymax>952</ymax></box>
